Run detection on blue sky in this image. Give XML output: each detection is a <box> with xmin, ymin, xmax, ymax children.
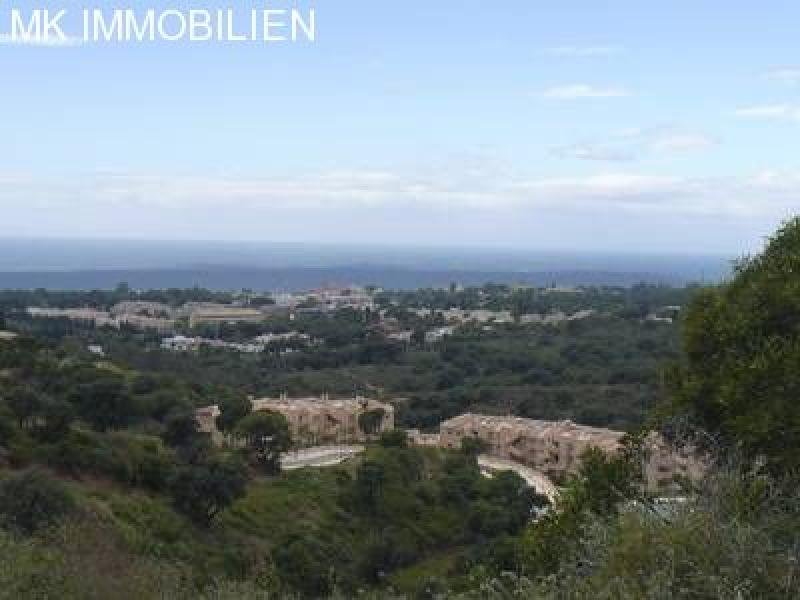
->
<box><xmin>1</xmin><ymin>1</ymin><xmax>799</xmax><ymax>253</ymax></box>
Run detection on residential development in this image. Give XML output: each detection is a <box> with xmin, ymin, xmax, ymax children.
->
<box><xmin>435</xmin><ymin>413</ymin><xmax>703</xmax><ymax>489</ymax></box>
<box><xmin>197</xmin><ymin>394</ymin><xmax>395</xmax><ymax>447</ymax></box>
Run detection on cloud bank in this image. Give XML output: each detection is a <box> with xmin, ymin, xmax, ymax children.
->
<box><xmin>1</xmin><ymin>166</ymin><xmax>795</xmax><ymax>218</ymax></box>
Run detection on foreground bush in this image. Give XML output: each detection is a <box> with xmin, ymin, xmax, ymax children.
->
<box><xmin>484</xmin><ymin>466</ymin><xmax>800</xmax><ymax>600</ymax></box>
<box><xmin>667</xmin><ymin>217</ymin><xmax>800</xmax><ymax>473</ymax></box>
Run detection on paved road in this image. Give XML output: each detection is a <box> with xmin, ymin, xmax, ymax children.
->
<box><xmin>478</xmin><ymin>455</ymin><xmax>559</xmax><ymax>503</ymax></box>
<box><xmin>281</xmin><ymin>445</ymin><xmax>365</xmax><ymax>470</ymax></box>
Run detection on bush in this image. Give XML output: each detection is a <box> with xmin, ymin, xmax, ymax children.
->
<box><xmin>513</xmin><ymin>467</ymin><xmax>800</xmax><ymax>599</ymax></box>
<box><xmin>170</xmin><ymin>456</ymin><xmax>248</xmax><ymax>527</ymax></box>
<box><xmin>45</xmin><ymin>429</ymin><xmax>176</xmax><ymax>491</ymax></box>
<box><xmin>0</xmin><ymin>469</ymin><xmax>74</xmax><ymax>535</ymax></box>
<box><xmin>380</xmin><ymin>430</ymin><xmax>409</xmax><ymax>448</ymax></box>
<box><xmin>273</xmin><ymin>534</ymin><xmax>335</xmax><ymax>597</ymax></box>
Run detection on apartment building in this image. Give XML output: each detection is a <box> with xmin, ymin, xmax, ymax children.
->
<box><xmin>26</xmin><ymin>307</ymin><xmax>119</xmax><ymax>328</ymax></box>
<box><xmin>118</xmin><ymin>314</ymin><xmax>175</xmax><ymax>332</ymax></box>
<box><xmin>439</xmin><ymin>413</ymin><xmax>701</xmax><ymax>489</ymax></box>
<box><xmin>440</xmin><ymin>414</ymin><xmax>623</xmax><ymax>477</ymax></box>
<box><xmin>254</xmin><ymin>395</ymin><xmax>394</xmax><ymax>445</ymax></box>
<box><xmin>197</xmin><ymin>395</ymin><xmax>395</xmax><ymax>447</ymax></box>
<box><xmin>187</xmin><ymin>304</ymin><xmax>265</xmax><ymax>327</ymax></box>
<box><xmin>110</xmin><ymin>301</ymin><xmax>174</xmax><ymax>318</ymax></box>
<box><xmin>442</xmin><ymin>309</ymin><xmax>514</xmax><ymax>324</ymax></box>
<box><xmin>26</xmin><ymin>306</ymin><xmax>174</xmax><ymax>332</ymax></box>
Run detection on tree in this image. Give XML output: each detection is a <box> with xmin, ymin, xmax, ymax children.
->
<box><xmin>70</xmin><ymin>377</ymin><xmax>137</xmax><ymax>431</ymax></box>
<box><xmin>273</xmin><ymin>535</ymin><xmax>335</xmax><ymax>597</ymax></box>
<box><xmin>519</xmin><ymin>444</ymin><xmax>640</xmax><ymax>577</ymax></box>
<box><xmin>35</xmin><ymin>397</ymin><xmax>75</xmax><ymax>442</ymax></box>
<box><xmin>353</xmin><ymin>460</ymin><xmax>385</xmax><ymax>513</ymax></box>
<box><xmin>215</xmin><ymin>391</ymin><xmax>252</xmax><ymax>434</ymax></box>
<box><xmin>6</xmin><ymin>387</ymin><xmax>43</xmax><ymax>429</ymax></box>
<box><xmin>379</xmin><ymin>429</ymin><xmax>409</xmax><ymax>448</ymax></box>
<box><xmin>162</xmin><ymin>409</ymin><xmax>200</xmax><ymax>448</ymax></box>
<box><xmin>572</xmin><ymin>445</ymin><xmax>641</xmax><ymax>516</ymax></box>
<box><xmin>666</xmin><ymin>217</ymin><xmax>800</xmax><ymax>473</ymax></box>
<box><xmin>170</xmin><ymin>457</ymin><xmax>247</xmax><ymax>527</ymax></box>
<box><xmin>236</xmin><ymin>411</ymin><xmax>291</xmax><ymax>475</ymax></box>
<box><xmin>358</xmin><ymin>408</ymin><xmax>386</xmax><ymax>437</ymax></box>
<box><xmin>460</xmin><ymin>436</ymin><xmax>488</xmax><ymax>457</ymax></box>
<box><xmin>0</xmin><ymin>470</ymin><xmax>74</xmax><ymax>535</ymax></box>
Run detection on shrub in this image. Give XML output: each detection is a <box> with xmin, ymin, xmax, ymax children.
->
<box><xmin>45</xmin><ymin>429</ymin><xmax>176</xmax><ymax>491</ymax></box>
<box><xmin>170</xmin><ymin>456</ymin><xmax>248</xmax><ymax>527</ymax></box>
<box><xmin>0</xmin><ymin>469</ymin><xmax>74</xmax><ymax>535</ymax></box>
<box><xmin>380</xmin><ymin>429</ymin><xmax>409</xmax><ymax>448</ymax></box>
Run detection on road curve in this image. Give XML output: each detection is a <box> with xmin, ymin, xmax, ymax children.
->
<box><xmin>478</xmin><ymin>455</ymin><xmax>559</xmax><ymax>503</ymax></box>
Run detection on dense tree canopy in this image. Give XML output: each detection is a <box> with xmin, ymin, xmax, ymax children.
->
<box><xmin>667</xmin><ymin>217</ymin><xmax>800</xmax><ymax>472</ymax></box>
<box><xmin>235</xmin><ymin>410</ymin><xmax>291</xmax><ymax>474</ymax></box>
<box><xmin>170</xmin><ymin>456</ymin><xmax>248</xmax><ymax>526</ymax></box>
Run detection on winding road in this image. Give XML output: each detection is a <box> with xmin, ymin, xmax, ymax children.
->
<box><xmin>478</xmin><ymin>455</ymin><xmax>560</xmax><ymax>503</ymax></box>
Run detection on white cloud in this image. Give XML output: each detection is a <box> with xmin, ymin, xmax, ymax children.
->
<box><xmin>551</xmin><ymin>144</ymin><xmax>635</xmax><ymax>162</ymax></box>
<box><xmin>650</xmin><ymin>133</ymin><xmax>717</xmax><ymax>154</ymax></box>
<box><xmin>539</xmin><ymin>84</ymin><xmax>631</xmax><ymax>99</ymax></box>
<box><xmin>552</xmin><ymin>128</ymin><xmax>717</xmax><ymax>162</ymax></box>
<box><xmin>765</xmin><ymin>67</ymin><xmax>800</xmax><ymax>85</ymax></box>
<box><xmin>544</xmin><ymin>45</ymin><xmax>622</xmax><ymax>57</ymax></box>
<box><xmin>0</xmin><ymin>166</ymin><xmax>796</xmax><ymax>222</ymax></box>
<box><xmin>0</xmin><ymin>33</ymin><xmax>83</xmax><ymax>47</ymax></box>
<box><xmin>733</xmin><ymin>104</ymin><xmax>800</xmax><ymax>121</ymax></box>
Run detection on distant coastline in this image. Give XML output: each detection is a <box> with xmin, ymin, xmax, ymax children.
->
<box><xmin>1</xmin><ymin>238</ymin><xmax>732</xmax><ymax>290</ymax></box>
<box><xmin>0</xmin><ymin>265</ymin><xmax>721</xmax><ymax>292</ymax></box>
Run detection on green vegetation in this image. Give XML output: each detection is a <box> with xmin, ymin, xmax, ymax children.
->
<box><xmin>0</xmin><ymin>333</ymin><xmax>542</xmax><ymax>596</ymax></box>
<box><xmin>666</xmin><ymin>218</ymin><xmax>800</xmax><ymax>472</ymax></box>
<box><xmin>1</xmin><ymin>218</ymin><xmax>800</xmax><ymax>597</ymax></box>
<box><xmin>6</xmin><ymin>284</ymin><xmax>689</xmax><ymax>435</ymax></box>
<box><xmin>236</xmin><ymin>411</ymin><xmax>291</xmax><ymax>474</ymax></box>
<box><xmin>0</xmin><ymin>470</ymin><xmax>75</xmax><ymax>536</ymax></box>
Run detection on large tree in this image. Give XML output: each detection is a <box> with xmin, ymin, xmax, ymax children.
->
<box><xmin>6</xmin><ymin>387</ymin><xmax>43</xmax><ymax>430</ymax></box>
<box><xmin>358</xmin><ymin>408</ymin><xmax>386</xmax><ymax>437</ymax></box>
<box><xmin>666</xmin><ymin>216</ymin><xmax>800</xmax><ymax>472</ymax></box>
<box><xmin>170</xmin><ymin>457</ymin><xmax>247</xmax><ymax>527</ymax></box>
<box><xmin>236</xmin><ymin>411</ymin><xmax>291</xmax><ymax>474</ymax></box>
<box><xmin>215</xmin><ymin>391</ymin><xmax>252</xmax><ymax>434</ymax></box>
<box><xmin>70</xmin><ymin>377</ymin><xmax>137</xmax><ymax>432</ymax></box>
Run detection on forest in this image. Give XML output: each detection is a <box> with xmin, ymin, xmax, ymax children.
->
<box><xmin>3</xmin><ymin>283</ymin><xmax>691</xmax><ymax>434</ymax></box>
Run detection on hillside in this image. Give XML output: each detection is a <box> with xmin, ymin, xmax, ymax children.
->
<box><xmin>1</xmin><ymin>219</ymin><xmax>799</xmax><ymax>598</ymax></box>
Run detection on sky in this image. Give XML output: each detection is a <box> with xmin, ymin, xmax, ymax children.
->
<box><xmin>1</xmin><ymin>0</ymin><xmax>799</xmax><ymax>254</ymax></box>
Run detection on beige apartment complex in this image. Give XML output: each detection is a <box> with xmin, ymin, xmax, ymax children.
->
<box><xmin>197</xmin><ymin>395</ymin><xmax>395</xmax><ymax>447</ymax></box>
<box><xmin>438</xmin><ymin>413</ymin><xmax>702</xmax><ymax>489</ymax></box>
<box><xmin>440</xmin><ymin>414</ymin><xmax>623</xmax><ymax>476</ymax></box>
<box><xmin>187</xmin><ymin>305</ymin><xmax>265</xmax><ymax>327</ymax></box>
<box><xmin>254</xmin><ymin>395</ymin><xmax>394</xmax><ymax>445</ymax></box>
<box><xmin>26</xmin><ymin>306</ymin><xmax>175</xmax><ymax>332</ymax></box>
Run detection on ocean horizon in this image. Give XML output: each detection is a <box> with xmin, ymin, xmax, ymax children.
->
<box><xmin>0</xmin><ymin>238</ymin><xmax>733</xmax><ymax>291</ymax></box>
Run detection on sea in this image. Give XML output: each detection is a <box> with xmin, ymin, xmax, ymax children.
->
<box><xmin>0</xmin><ymin>238</ymin><xmax>734</xmax><ymax>291</ymax></box>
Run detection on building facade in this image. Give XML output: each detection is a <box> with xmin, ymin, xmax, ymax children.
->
<box><xmin>197</xmin><ymin>394</ymin><xmax>395</xmax><ymax>447</ymax></box>
<box><xmin>187</xmin><ymin>305</ymin><xmax>265</xmax><ymax>327</ymax></box>
<box><xmin>253</xmin><ymin>395</ymin><xmax>394</xmax><ymax>445</ymax></box>
<box><xmin>439</xmin><ymin>413</ymin><xmax>702</xmax><ymax>489</ymax></box>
